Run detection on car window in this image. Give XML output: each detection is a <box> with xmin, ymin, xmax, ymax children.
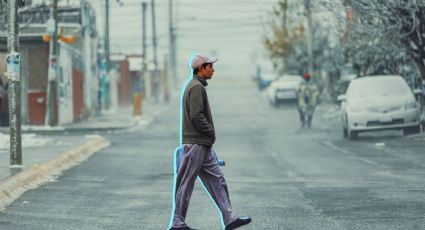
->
<box><xmin>261</xmin><ymin>74</ymin><xmax>277</xmax><ymax>81</ymax></box>
<box><xmin>347</xmin><ymin>77</ymin><xmax>411</xmax><ymax>97</ymax></box>
<box><xmin>278</xmin><ymin>76</ymin><xmax>303</xmax><ymax>82</ymax></box>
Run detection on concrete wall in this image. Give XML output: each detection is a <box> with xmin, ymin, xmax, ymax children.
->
<box><xmin>57</xmin><ymin>44</ymin><xmax>74</xmax><ymax>125</ymax></box>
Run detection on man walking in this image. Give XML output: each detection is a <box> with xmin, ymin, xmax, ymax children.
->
<box><xmin>169</xmin><ymin>54</ymin><xmax>252</xmax><ymax>230</ymax></box>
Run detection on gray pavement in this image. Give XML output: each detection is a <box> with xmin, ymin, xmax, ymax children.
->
<box><xmin>0</xmin><ymin>98</ymin><xmax>163</xmax><ymax>201</ymax></box>
<box><xmin>0</xmin><ymin>76</ymin><xmax>424</xmax><ymax>229</ymax></box>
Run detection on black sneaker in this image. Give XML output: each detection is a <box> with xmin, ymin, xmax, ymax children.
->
<box><xmin>169</xmin><ymin>227</ymin><xmax>196</xmax><ymax>230</ymax></box>
<box><xmin>225</xmin><ymin>217</ymin><xmax>252</xmax><ymax>230</ymax></box>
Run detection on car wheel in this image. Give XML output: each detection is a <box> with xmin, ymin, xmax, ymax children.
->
<box><xmin>268</xmin><ymin>98</ymin><xmax>275</xmax><ymax>107</ymax></box>
<box><xmin>348</xmin><ymin>130</ymin><xmax>358</xmax><ymax>140</ymax></box>
<box><xmin>272</xmin><ymin>97</ymin><xmax>278</xmax><ymax>107</ymax></box>
<box><xmin>403</xmin><ymin>125</ymin><xmax>421</xmax><ymax>135</ymax></box>
<box><xmin>346</xmin><ymin>119</ymin><xmax>358</xmax><ymax>140</ymax></box>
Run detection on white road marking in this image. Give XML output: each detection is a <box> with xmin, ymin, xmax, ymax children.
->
<box><xmin>322</xmin><ymin>141</ymin><xmax>381</xmax><ymax>167</ymax></box>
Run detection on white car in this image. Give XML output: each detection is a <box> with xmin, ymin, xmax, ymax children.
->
<box><xmin>267</xmin><ymin>75</ymin><xmax>303</xmax><ymax>106</ymax></box>
<box><xmin>339</xmin><ymin>75</ymin><xmax>421</xmax><ymax>139</ymax></box>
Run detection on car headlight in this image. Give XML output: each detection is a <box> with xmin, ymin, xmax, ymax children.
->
<box><xmin>405</xmin><ymin>100</ymin><xmax>418</xmax><ymax>109</ymax></box>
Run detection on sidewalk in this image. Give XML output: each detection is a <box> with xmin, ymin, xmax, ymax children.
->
<box><xmin>0</xmin><ymin>99</ymin><xmax>171</xmax><ymax>210</ymax></box>
<box><xmin>0</xmin><ymin>99</ymin><xmax>166</xmax><ymax>134</ymax></box>
<box><xmin>0</xmin><ymin>134</ymin><xmax>91</xmax><ymax>182</ymax></box>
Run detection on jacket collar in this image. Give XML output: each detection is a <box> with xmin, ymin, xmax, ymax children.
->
<box><xmin>194</xmin><ymin>75</ymin><xmax>208</xmax><ymax>87</ymax></box>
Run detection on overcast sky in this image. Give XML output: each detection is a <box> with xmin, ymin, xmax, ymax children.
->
<box><xmin>87</xmin><ymin>0</ymin><xmax>280</xmax><ymax>79</ymax></box>
<box><xmin>30</xmin><ymin>0</ymin><xmax>341</xmax><ymax>79</ymax></box>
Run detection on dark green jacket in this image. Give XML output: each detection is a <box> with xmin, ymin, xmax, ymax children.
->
<box><xmin>182</xmin><ymin>75</ymin><xmax>215</xmax><ymax>146</ymax></box>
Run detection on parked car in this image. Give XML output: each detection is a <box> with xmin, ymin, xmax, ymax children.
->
<box><xmin>256</xmin><ymin>73</ymin><xmax>277</xmax><ymax>91</ymax></box>
<box><xmin>254</xmin><ymin>60</ymin><xmax>276</xmax><ymax>91</ymax></box>
<box><xmin>332</xmin><ymin>74</ymin><xmax>356</xmax><ymax>101</ymax></box>
<box><xmin>339</xmin><ymin>75</ymin><xmax>421</xmax><ymax>139</ymax></box>
<box><xmin>267</xmin><ymin>75</ymin><xmax>303</xmax><ymax>106</ymax></box>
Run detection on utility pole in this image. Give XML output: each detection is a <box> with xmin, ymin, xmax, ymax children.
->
<box><xmin>151</xmin><ymin>0</ymin><xmax>159</xmax><ymax>102</ymax></box>
<box><xmin>132</xmin><ymin>1</ymin><xmax>147</xmax><ymax>116</ymax></box>
<box><xmin>45</xmin><ymin>0</ymin><xmax>58</xmax><ymax>126</ymax></box>
<box><xmin>105</xmin><ymin>0</ymin><xmax>110</xmax><ymax>73</ymax></box>
<box><xmin>168</xmin><ymin>0</ymin><xmax>177</xmax><ymax>91</ymax></box>
<box><xmin>281</xmin><ymin>0</ymin><xmax>288</xmax><ymax>71</ymax></box>
<box><xmin>304</xmin><ymin>0</ymin><xmax>313</xmax><ymax>75</ymax></box>
<box><xmin>101</xmin><ymin>0</ymin><xmax>110</xmax><ymax>110</ymax></box>
<box><xmin>141</xmin><ymin>1</ymin><xmax>147</xmax><ymax>96</ymax></box>
<box><xmin>6</xmin><ymin>0</ymin><xmax>22</xmax><ymax>166</ymax></box>
<box><xmin>81</xmin><ymin>0</ymin><xmax>92</xmax><ymax>111</ymax></box>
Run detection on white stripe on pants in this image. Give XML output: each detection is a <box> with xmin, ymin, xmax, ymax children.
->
<box><xmin>172</xmin><ymin>144</ymin><xmax>237</xmax><ymax>228</ymax></box>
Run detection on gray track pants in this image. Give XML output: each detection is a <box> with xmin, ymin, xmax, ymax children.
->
<box><xmin>171</xmin><ymin>144</ymin><xmax>237</xmax><ymax>228</ymax></box>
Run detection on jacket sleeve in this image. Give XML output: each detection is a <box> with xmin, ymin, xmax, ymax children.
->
<box><xmin>311</xmin><ymin>85</ymin><xmax>320</xmax><ymax>106</ymax></box>
<box><xmin>189</xmin><ymin>85</ymin><xmax>214</xmax><ymax>136</ymax></box>
<box><xmin>297</xmin><ymin>85</ymin><xmax>306</xmax><ymax>108</ymax></box>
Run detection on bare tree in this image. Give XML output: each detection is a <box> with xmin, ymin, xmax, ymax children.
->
<box><xmin>264</xmin><ymin>0</ymin><xmax>341</xmax><ymax>76</ymax></box>
<box><xmin>345</xmin><ymin>0</ymin><xmax>425</xmax><ymax>79</ymax></box>
<box><xmin>263</xmin><ymin>0</ymin><xmax>305</xmax><ymax>74</ymax></box>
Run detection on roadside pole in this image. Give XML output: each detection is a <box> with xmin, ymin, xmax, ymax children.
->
<box><xmin>100</xmin><ymin>58</ymin><xmax>107</xmax><ymax>111</ymax></box>
<box><xmin>169</xmin><ymin>0</ymin><xmax>177</xmax><ymax>91</ymax></box>
<box><xmin>6</xmin><ymin>0</ymin><xmax>22</xmax><ymax>166</ymax></box>
<box><xmin>101</xmin><ymin>0</ymin><xmax>110</xmax><ymax>110</ymax></box>
<box><xmin>45</xmin><ymin>0</ymin><xmax>58</xmax><ymax>126</ymax></box>
<box><xmin>141</xmin><ymin>1</ymin><xmax>147</xmax><ymax>96</ymax></box>
<box><xmin>105</xmin><ymin>0</ymin><xmax>110</xmax><ymax>109</ymax></box>
<box><xmin>163</xmin><ymin>54</ymin><xmax>170</xmax><ymax>102</ymax></box>
<box><xmin>151</xmin><ymin>0</ymin><xmax>159</xmax><ymax>102</ymax></box>
<box><xmin>134</xmin><ymin>1</ymin><xmax>148</xmax><ymax>116</ymax></box>
<box><xmin>304</xmin><ymin>0</ymin><xmax>313</xmax><ymax>75</ymax></box>
<box><xmin>81</xmin><ymin>0</ymin><xmax>92</xmax><ymax>112</ymax></box>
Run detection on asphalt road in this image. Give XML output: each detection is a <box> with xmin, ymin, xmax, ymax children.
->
<box><xmin>1</xmin><ymin>75</ymin><xmax>425</xmax><ymax>230</ymax></box>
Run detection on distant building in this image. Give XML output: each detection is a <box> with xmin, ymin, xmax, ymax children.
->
<box><xmin>0</xmin><ymin>1</ymin><xmax>99</xmax><ymax>126</ymax></box>
<box><xmin>110</xmin><ymin>54</ymin><xmax>144</xmax><ymax>106</ymax></box>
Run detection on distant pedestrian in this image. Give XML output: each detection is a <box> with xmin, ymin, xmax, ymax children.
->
<box><xmin>169</xmin><ymin>54</ymin><xmax>252</xmax><ymax>230</ymax></box>
<box><xmin>297</xmin><ymin>72</ymin><xmax>319</xmax><ymax>129</ymax></box>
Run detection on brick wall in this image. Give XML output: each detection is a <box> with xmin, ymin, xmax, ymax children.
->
<box><xmin>72</xmin><ymin>68</ymin><xmax>84</xmax><ymax>121</ymax></box>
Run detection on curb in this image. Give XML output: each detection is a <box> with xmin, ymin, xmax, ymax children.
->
<box><xmin>0</xmin><ymin>136</ymin><xmax>111</xmax><ymax>211</ymax></box>
<box><xmin>0</xmin><ymin>126</ymin><xmax>133</xmax><ymax>135</ymax></box>
<box><xmin>0</xmin><ymin>115</ymin><xmax>153</xmax><ymax>135</ymax></box>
